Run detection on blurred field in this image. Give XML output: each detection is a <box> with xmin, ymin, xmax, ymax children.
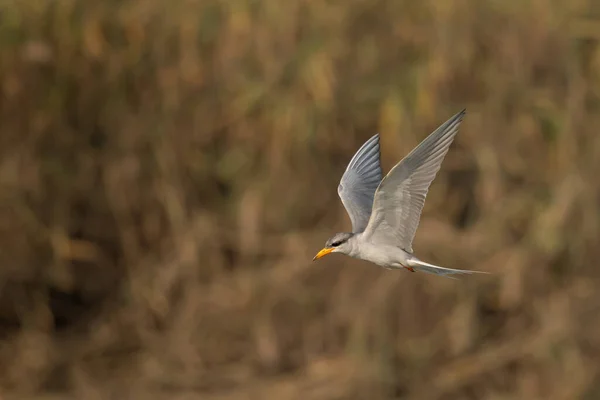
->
<box><xmin>1</xmin><ymin>0</ymin><xmax>600</xmax><ymax>399</ymax></box>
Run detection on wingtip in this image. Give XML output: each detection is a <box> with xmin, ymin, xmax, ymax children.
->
<box><xmin>449</xmin><ymin>108</ymin><xmax>467</xmax><ymax>125</ymax></box>
<box><xmin>365</xmin><ymin>133</ymin><xmax>380</xmax><ymax>143</ymax></box>
<box><xmin>367</xmin><ymin>132</ymin><xmax>381</xmax><ymax>150</ymax></box>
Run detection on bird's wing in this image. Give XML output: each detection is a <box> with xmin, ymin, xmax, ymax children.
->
<box><xmin>337</xmin><ymin>134</ymin><xmax>383</xmax><ymax>233</ymax></box>
<box><xmin>362</xmin><ymin>110</ymin><xmax>465</xmax><ymax>252</ymax></box>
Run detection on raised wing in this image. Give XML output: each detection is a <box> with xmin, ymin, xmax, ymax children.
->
<box><xmin>363</xmin><ymin>110</ymin><xmax>466</xmax><ymax>252</ymax></box>
<box><xmin>337</xmin><ymin>134</ymin><xmax>383</xmax><ymax>233</ymax></box>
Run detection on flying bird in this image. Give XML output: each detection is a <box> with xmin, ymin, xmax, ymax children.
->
<box><xmin>313</xmin><ymin>109</ymin><xmax>486</xmax><ymax>277</ymax></box>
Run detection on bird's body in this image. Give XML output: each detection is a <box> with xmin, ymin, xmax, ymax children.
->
<box><xmin>325</xmin><ymin>232</ymin><xmax>409</xmax><ymax>267</ymax></box>
<box><xmin>313</xmin><ymin>109</ymin><xmax>486</xmax><ymax>278</ymax></box>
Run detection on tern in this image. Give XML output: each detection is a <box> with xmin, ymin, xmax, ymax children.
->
<box><xmin>313</xmin><ymin>109</ymin><xmax>485</xmax><ymax>277</ymax></box>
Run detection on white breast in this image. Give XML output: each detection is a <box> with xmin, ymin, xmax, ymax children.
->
<box><xmin>349</xmin><ymin>233</ymin><xmax>412</xmax><ymax>268</ymax></box>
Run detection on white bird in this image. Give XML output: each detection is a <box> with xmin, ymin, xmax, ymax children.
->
<box><xmin>313</xmin><ymin>109</ymin><xmax>486</xmax><ymax>277</ymax></box>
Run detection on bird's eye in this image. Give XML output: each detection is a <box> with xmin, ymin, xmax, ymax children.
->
<box><xmin>331</xmin><ymin>241</ymin><xmax>341</xmax><ymax>247</ymax></box>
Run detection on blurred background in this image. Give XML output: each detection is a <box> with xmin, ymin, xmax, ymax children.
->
<box><xmin>1</xmin><ymin>0</ymin><xmax>600</xmax><ymax>399</ymax></box>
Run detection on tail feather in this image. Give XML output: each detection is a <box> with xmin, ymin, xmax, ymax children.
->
<box><xmin>406</xmin><ymin>258</ymin><xmax>488</xmax><ymax>279</ymax></box>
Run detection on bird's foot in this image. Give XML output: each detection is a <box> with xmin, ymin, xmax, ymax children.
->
<box><xmin>405</xmin><ymin>267</ymin><xmax>416</xmax><ymax>272</ymax></box>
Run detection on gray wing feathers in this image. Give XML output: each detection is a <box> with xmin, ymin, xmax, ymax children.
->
<box><xmin>338</xmin><ymin>134</ymin><xmax>383</xmax><ymax>233</ymax></box>
<box><xmin>363</xmin><ymin>110</ymin><xmax>466</xmax><ymax>252</ymax></box>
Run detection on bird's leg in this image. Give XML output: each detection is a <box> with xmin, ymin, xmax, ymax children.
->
<box><xmin>405</xmin><ymin>267</ymin><xmax>416</xmax><ymax>272</ymax></box>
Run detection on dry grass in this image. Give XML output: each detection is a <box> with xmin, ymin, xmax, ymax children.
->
<box><xmin>1</xmin><ymin>0</ymin><xmax>600</xmax><ymax>399</ymax></box>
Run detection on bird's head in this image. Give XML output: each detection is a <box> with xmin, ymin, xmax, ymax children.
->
<box><xmin>313</xmin><ymin>232</ymin><xmax>355</xmax><ymax>260</ymax></box>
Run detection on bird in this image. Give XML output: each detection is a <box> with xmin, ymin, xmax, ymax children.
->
<box><xmin>313</xmin><ymin>109</ymin><xmax>486</xmax><ymax>277</ymax></box>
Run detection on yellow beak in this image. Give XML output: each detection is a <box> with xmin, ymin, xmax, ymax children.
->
<box><xmin>313</xmin><ymin>247</ymin><xmax>334</xmax><ymax>261</ymax></box>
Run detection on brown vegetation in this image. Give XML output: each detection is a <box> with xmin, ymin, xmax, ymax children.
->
<box><xmin>1</xmin><ymin>0</ymin><xmax>600</xmax><ymax>399</ymax></box>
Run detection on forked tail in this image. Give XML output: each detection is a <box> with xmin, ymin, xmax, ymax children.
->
<box><xmin>406</xmin><ymin>257</ymin><xmax>488</xmax><ymax>279</ymax></box>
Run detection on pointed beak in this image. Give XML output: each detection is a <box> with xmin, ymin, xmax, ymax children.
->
<box><xmin>313</xmin><ymin>247</ymin><xmax>334</xmax><ymax>261</ymax></box>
